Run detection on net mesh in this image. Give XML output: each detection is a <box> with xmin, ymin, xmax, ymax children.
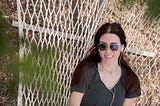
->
<box><xmin>16</xmin><ymin>0</ymin><xmax>160</xmax><ymax>106</ymax></box>
<box><xmin>17</xmin><ymin>0</ymin><xmax>107</xmax><ymax>106</ymax></box>
<box><xmin>99</xmin><ymin>1</ymin><xmax>160</xmax><ymax>106</ymax></box>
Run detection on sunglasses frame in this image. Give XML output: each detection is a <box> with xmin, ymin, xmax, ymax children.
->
<box><xmin>97</xmin><ymin>43</ymin><xmax>119</xmax><ymax>51</ymax></box>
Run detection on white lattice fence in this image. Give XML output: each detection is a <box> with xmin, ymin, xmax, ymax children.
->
<box><xmin>15</xmin><ymin>0</ymin><xmax>160</xmax><ymax>106</ymax></box>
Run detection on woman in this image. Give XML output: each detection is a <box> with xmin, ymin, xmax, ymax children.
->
<box><xmin>69</xmin><ymin>22</ymin><xmax>141</xmax><ymax>106</ymax></box>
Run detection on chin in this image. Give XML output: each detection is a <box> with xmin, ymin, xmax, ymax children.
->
<box><xmin>103</xmin><ymin>59</ymin><xmax>114</xmax><ymax>64</ymax></box>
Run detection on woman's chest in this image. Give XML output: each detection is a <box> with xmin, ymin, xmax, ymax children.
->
<box><xmin>81</xmin><ymin>80</ymin><xmax>125</xmax><ymax>106</ymax></box>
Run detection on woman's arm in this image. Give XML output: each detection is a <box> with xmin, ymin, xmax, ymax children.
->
<box><xmin>123</xmin><ymin>98</ymin><xmax>137</xmax><ymax>106</ymax></box>
<box><xmin>69</xmin><ymin>92</ymin><xmax>84</xmax><ymax>106</ymax></box>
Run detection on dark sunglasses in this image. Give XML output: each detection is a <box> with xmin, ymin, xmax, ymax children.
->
<box><xmin>97</xmin><ymin>43</ymin><xmax>119</xmax><ymax>51</ymax></box>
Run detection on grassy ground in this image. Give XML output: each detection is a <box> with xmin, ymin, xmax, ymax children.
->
<box><xmin>0</xmin><ymin>0</ymin><xmax>18</xmax><ymax>105</ymax></box>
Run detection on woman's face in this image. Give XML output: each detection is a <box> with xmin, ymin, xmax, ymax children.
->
<box><xmin>98</xmin><ymin>33</ymin><xmax>124</xmax><ymax>65</ymax></box>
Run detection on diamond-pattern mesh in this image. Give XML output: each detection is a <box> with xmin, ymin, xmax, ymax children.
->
<box><xmin>17</xmin><ymin>0</ymin><xmax>107</xmax><ymax>106</ymax></box>
<box><xmin>99</xmin><ymin>1</ymin><xmax>160</xmax><ymax>106</ymax></box>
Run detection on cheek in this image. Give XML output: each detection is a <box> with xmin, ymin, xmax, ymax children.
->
<box><xmin>98</xmin><ymin>51</ymin><xmax>104</xmax><ymax>57</ymax></box>
<box><xmin>115</xmin><ymin>51</ymin><xmax>121</xmax><ymax>58</ymax></box>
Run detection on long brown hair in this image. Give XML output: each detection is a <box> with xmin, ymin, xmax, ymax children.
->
<box><xmin>71</xmin><ymin>22</ymin><xmax>140</xmax><ymax>95</ymax></box>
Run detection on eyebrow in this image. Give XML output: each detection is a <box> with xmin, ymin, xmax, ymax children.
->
<box><xmin>99</xmin><ymin>41</ymin><xmax>118</xmax><ymax>44</ymax></box>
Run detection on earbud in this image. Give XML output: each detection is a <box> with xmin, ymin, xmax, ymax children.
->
<box><xmin>121</xmin><ymin>47</ymin><xmax>124</xmax><ymax>52</ymax></box>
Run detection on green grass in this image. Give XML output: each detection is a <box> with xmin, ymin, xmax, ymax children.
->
<box><xmin>0</xmin><ymin>11</ymin><xmax>19</xmax><ymax>99</ymax></box>
<box><xmin>18</xmin><ymin>43</ymin><xmax>67</xmax><ymax>99</ymax></box>
<box><xmin>121</xmin><ymin>0</ymin><xmax>160</xmax><ymax>21</ymax></box>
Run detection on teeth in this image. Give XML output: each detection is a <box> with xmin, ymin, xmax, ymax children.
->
<box><xmin>105</xmin><ymin>55</ymin><xmax>112</xmax><ymax>59</ymax></box>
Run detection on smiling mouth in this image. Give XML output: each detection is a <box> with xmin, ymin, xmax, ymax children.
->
<box><xmin>104</xmin><ymin>55</ymin><xmax>113</xmax><ymax>59</ymax></box>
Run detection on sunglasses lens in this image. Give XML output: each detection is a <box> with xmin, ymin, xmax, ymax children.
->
<box><xmin>98</xmin><ymin>43</ymin><xmax>119</xmax><ymax>51</ymax></box>
<box><xmin>110</xmin><ymin>44</ymin><xmax>119</xmax><ymax>51</ymax></box>
<box><xmin>98</xmin><ymin>44</ymin><xmax>106</xmax><ymax>51</ymax></box>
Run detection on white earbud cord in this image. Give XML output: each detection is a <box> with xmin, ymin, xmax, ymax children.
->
<box><xmin>110</xmin><ymin>87</ymin><xmax>116</xmax><ymax>106</ymax></box>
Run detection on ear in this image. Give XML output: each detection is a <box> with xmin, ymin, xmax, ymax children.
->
<box><xmin>121</xmin><ymin>45</ymin><xmax>124</xmax><ymax>52</ymax></box>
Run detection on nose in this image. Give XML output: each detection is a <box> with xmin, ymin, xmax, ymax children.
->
<box><xmin>105</xmin><ymin>46</ymin><xmax>112</xmax><ymax>53</ymax></box>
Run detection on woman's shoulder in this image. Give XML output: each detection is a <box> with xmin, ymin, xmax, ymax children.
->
<box><xmin>82</xmin><ymin>63</ymin><xmax>97</xmax><ymax>75</ymax></box>
<box><xmin>121</xmin><ymin>65</ymin><xmax>137</xmax><ymax>76</ymax></box>
<box><xmin>71</xmin><ymin>63</ymin><xmax>98</xmax><ymax>93</ymax></box>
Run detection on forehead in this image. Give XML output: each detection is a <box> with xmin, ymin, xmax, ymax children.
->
<box><xmin>100</xmin><ymin>33</ymin><xmax>120</xmax><ymax>43</ymax></box>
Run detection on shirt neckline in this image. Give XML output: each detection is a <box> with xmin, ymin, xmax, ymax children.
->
<box><xmin>94</xmin><ymin>63</ymin><xmax>123</xmax><ymax>92</ymax></box>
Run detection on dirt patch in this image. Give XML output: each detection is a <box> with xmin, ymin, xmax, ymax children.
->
<box><xmin>0</xmin><ymin>0</ymin><xmax>19</xmax><ymax>106</ymax></box>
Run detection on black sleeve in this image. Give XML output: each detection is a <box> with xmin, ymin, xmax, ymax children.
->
<box><xmin>122</xmin><ymin>67</ymin><xmax>141</xmax><ymax>98</ymax></box>
<box><xmin>70</xmin><ymin>67</ymin><xmax>92</xmax><ymax>93</ymax></box>
<box><xmin>125</xmin><ymin>75</ymin><xmax>141</xmax><ymax>98</ymax></box>
<box><xmin>125</xmin><ymin>86</ymin><xmax>141</xmax><ymax>98</ymax></box>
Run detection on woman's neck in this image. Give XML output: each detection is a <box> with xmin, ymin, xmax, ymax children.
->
<box><xmin>98</xmin><ymin>62</ymin><xmax>120</xmax><ymax>74</ymax></box>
